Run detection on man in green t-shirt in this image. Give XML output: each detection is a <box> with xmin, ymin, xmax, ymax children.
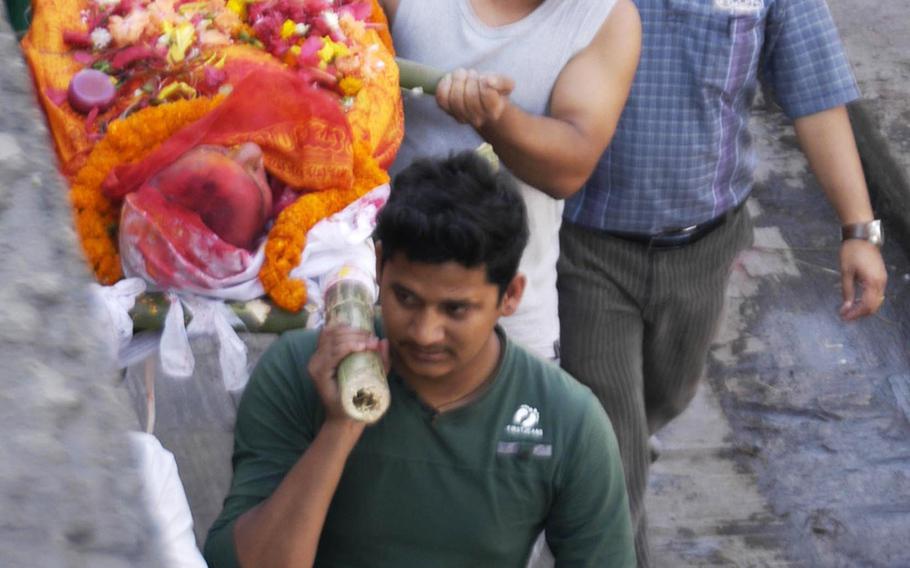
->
<box><xmin>204</xmin><ymin>152</ymin><xmax>635</xmax><ymax>568</ymax></box>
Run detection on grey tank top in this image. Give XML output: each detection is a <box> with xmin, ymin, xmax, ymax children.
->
<box><xmin>390</xmin><ymin>0</ymin><xmax>618</xmax><ymax>358</ymax></box>
<box><xmin>391</xmin><ymin>0</ymin><xmax>617</xmax><ymax>172</ymax></box>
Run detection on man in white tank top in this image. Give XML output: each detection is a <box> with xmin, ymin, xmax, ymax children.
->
<box><xmin>381</xmin><ymin>0</ymin><xmax>641</xmax><ymax>361</ymax></box>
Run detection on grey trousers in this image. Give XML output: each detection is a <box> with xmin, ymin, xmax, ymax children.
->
<box><xmin>557</xmin><ymin>207</ymin><xmax>753</xmax><ymax>567</ymax></box>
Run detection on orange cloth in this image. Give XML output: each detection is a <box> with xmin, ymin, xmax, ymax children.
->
<box><xmin>344</xmin><ymin>12</ymin><xmax>404</xmax><ymax>171</ymax></box>
<box><xmin>22</xmin><ymin>0</ymin><xmax>403</xmax><ymax>311</ymax></box>
<box><xmin>102</xmin><ymin>67</ymin><xmax>355</xmax><ymax>200</ymax></box>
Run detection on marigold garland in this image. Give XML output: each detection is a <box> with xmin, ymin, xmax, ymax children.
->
<box><xmin>261</xmin><ymin>140</ymin><xmax>389</xmax><ymax>311</ymax></box>
<box><xmin>70</xmin><ymin>97</ymin><xmax>223</xmax><ymax>284</ymax></box>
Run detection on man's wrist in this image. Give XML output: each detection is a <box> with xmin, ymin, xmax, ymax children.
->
<box><xmin>841</xmin><ymin>220</ymin><xmax>884</xmax><ymax>247</ymax></box>
<box><xmin>477</xmin><ymin>102</ymin><xmax>515</xmax><ymax>139</ymax></box>
<box><xmin>320</xmin><ymin>417</ymin><xmax>366</xmax><ymax>446</ymax></box>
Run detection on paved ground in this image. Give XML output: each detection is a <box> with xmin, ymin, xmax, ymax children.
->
<box><xmin>646</xmin><ymin>93</ymin><xmax>910</xmax><ymax>567</ymax></box>
<box><xmin>644</xmin><ymin>2</ymin><xmax>910</xmax><ymax>565</ymax></box>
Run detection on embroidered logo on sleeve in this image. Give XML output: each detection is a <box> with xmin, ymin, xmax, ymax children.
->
<box><xmin>714</xmin><ymin>0</ymin><xmax>763</xmax><ymax>15</ymax></box>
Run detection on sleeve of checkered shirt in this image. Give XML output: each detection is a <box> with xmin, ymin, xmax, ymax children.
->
<box><xmin>761</xmin><ymin>0</ymin><xmax>861</xmax><ymax>119</ymax></box>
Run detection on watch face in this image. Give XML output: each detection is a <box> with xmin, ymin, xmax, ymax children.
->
<box><xmin>869</xmin><ymin>221</ymin><xmax>884</xmax><ymax>247</ymax></box>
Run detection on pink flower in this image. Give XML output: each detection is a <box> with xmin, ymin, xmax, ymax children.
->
<box><xmin>297</xmin><ymin>35</ymin><xmax>323</xmax><ymax>67</ymax></box>
<box><xmin>63</xmin><ymin>29</ymin><xmax>94</xmax><ymax>48</ymax></box>
<box><xmin>111</xmin><ymin>44</ymin><xmax>162</xmax><ymax>69</ymax></box>
<box><xmin>200</xmin><ymin>29</ymin><xmax>231</xmax><ymax>46</ymax></box>
<box><xmin>203</xmin><ymin>66</ymin><xmax>227</xmax><ymax>90</ymax></box>
<box><xmin>212</xmin><ymin>9</ymin><xmax>242</xmax><ymax>34</ymax></box>
<box><xmin>338</xmin><ymin>2</ymin><xmax>371</xmax><ymax>21</ymax></box>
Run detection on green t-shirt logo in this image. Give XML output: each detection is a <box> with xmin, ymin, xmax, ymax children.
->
<box><xmin>506</xmin><ymin>404</ymin><xmax>544</xmax><ymax>438</ymax></box>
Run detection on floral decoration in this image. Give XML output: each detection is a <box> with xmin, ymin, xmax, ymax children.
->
<box><xmin>22</xmin><ymin>0</ymin><xmax>402</xmax><ymax>310</ymax></box>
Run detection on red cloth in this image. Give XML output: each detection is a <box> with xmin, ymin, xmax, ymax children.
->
<box><xmin>103</xmin><ymin>67</ymin><xmax>354</xmax><ymax>201</ymax></box>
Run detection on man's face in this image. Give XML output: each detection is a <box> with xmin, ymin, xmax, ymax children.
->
<box><xmin>377</xmin><ymin>252</ymin><xmax>522</xmax><ymax>384</ymax></box>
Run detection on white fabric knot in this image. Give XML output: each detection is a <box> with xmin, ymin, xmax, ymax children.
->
<box><xmin>89</xmin><ymin>277</ymin><xmax>147</xmax><ymax>357</ymax></box>
<box><xmin>292</xmin><ymin>183</ymin><xmax>388</xmax><ymax>327</ymax></box>
<box><xmin>159</xmin><ymin>294</ymin><xmax>249</xmax><ymax>391</ymax></box>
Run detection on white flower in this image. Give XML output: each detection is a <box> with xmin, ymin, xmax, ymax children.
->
<box><xmin>90</xmin><ymin>27</ymin><xmax>112</xmax><ymax>50</ymax></box>
<box><xmin>321</xmin><ymin>10</ymin><xmax>341</xmax><ymax>35</ymax></box>
<box><xmin>93</xmin><ymin>0</ymin><xmax>119</xmax><ymax>7</ymax></box>
<box><xmin>294</xmin><ymin>23</ymin><xmax>309</xmax><ymax>36</ymax></box>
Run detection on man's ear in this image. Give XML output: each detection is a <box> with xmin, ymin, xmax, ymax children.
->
<box><xmin>500</xmin><ymin>273</ymin><xmax>526</xmax><ymax>317</ymax></box>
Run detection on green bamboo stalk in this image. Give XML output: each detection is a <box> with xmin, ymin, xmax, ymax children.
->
<box><xmin>324</xmin><ymin>277</ymin><xmax>390</xmax><ymax>424</ymax></box>
<box><xmin>130</xmin><ymin>293</ymin><xmax>311</xmax><ymax>334</ymax></box>
<box><xmin>396</xmin><ymin>57</ymin><xmax>446</xmax><ymax>96</ymax></box>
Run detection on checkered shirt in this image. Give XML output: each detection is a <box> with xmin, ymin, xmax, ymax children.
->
<box><xmin>564</xmin><ymin>0</ymin><xmax>860</xmax><ymax>234</ymax></box>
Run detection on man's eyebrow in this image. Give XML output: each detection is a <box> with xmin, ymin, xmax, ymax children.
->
<box><xmin>441</xmin><ymin>297</ymin><xmax>481</xmax><ymax>309</ymax></box>
<box><xmin>390</xmin><ymin>282</ymin><xmax>479</xmax><ymax>307</ymax></box>
<box><xmin>390</xmin><ymin>282</ymin><xmax>421</xmax><ymax>298</ymax></box>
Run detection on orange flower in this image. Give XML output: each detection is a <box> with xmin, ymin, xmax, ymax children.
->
<box><xmin>338</xmin><ymin>76</ymin><xmax>363</xmax><ymax>97</ymax></box>
<box><xmin>261</xmin><ymin>140</ymin><xmax>389</xmax><ymax>311</ymax></box>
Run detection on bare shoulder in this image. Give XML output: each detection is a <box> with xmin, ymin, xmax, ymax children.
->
<box><xmin>594</xmin><ymin>0</ymin><xmax>642</xmax><ymax>48</ymax></box>
<box><xmin>564</xmin><ymin>0</ymin><xmax>641</xmax><ymax>76</ymax></box>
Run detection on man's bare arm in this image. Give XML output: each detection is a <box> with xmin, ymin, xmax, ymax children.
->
<box><xmin>232</xmin><ymin>328</ymin><xmax>388</xmax><ymax>568</ymax></box>
<box><xmin>438</xmin><ymin>0</ymin><xmax>641</xmax><ymax>198</ymax></box>
<box><xmin>793</xmin><ymin>105</ymin><xmax>887</xmax><ymax>320</ymax></box>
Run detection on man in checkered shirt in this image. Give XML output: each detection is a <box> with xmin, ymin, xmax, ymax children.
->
<box><xmin>557</xmin><ymin>1</ymin><xmax>887</xmax><ymax>565</ymax></box>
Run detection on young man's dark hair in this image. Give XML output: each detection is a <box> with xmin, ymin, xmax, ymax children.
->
<box><xmin>374</xmin><ymin>151</ymin><xmax>529</xmax><ymax>297</ymax></box>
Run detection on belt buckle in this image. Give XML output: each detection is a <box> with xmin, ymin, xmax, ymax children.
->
<box><xmin>650</xmin><ymin>224</ymin><xmax>699</xmax><ymax>248</ymax></box>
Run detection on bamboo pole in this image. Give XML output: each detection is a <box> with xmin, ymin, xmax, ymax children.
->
<box><xmin>130</xmin><ymin>293</ymin><xmax>311</xmax><ymax>333</ymax></box>
<box><xmin>396</xmin><ymin>57</ymin><xmax>445</xmax><ymax>95</ymax></box>
<box><xmin>323</xmin><ymin>276</ymin><xmax>390</xmax><ymax>424</ymax></box>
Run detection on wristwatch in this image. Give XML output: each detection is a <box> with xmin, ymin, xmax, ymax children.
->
<box><xmin>841</xmin><ymin>220</ymin><xmax>884</xmax><ymax>247</ymax></box>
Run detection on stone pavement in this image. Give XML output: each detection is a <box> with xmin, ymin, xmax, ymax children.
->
<box><xmin>645</xmin><ymin>1</ymin><xmax>910</xmax><ymax>562</ymax></box>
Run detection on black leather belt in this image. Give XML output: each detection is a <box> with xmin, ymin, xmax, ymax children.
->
<box><xmin>605</xmin><ymin>204</ymin><xmax>742</xmax><ymax>249</ymax></box>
